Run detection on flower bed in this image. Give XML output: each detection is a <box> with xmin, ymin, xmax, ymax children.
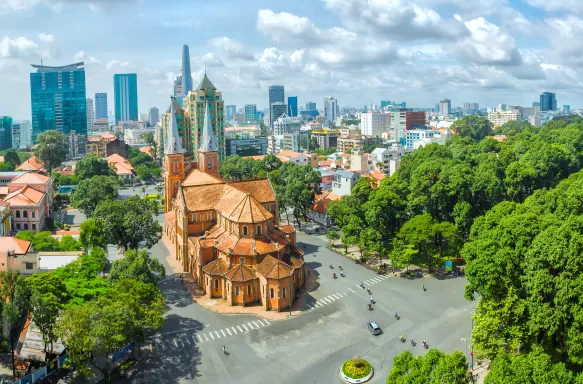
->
<box><xmin>342</xmin><ymin>357</ymin><xmax>372</xmax><ymax>380</ymax></box>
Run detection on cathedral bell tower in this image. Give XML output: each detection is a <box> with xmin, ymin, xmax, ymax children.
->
<box><xmin>164</xmin><ymin>97</ymin><xmax>185</xmax><ymax>212</ymax></box>
<box><xmin>198</xmin><ymin>101</ymin><xmax>219</xmax><ymax>175</ymax></box>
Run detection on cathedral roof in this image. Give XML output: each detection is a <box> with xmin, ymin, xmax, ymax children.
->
<box><xmin>216</xmin><ymin>189</ymin><xmax>272</xmax><ymax>223</ymax></box>
<box><xmin>166</xmin><ymin>96</ymin><xmax>183</xmax><ymax>155</ymax></box>
<box><xmin>229</xmin><ymin>179</ymin><xmax>275</xmax><ymax>203</ymax></box>
<box><xmin>225</xmin><ymin>263</ymin><xmax>256</xmax><ymax>282</ymax></box>
<box><xmin>182</xmin><ymin>169</ymin><xmax>223</xmax><ymax>187</ymax></box>
<box><xmin>255</xmin><ymin>255</ymin><xmax>294</xmax><ymax>279</ymax></box>
<box><xmin>199</xmin><ymin>102</ymin><xmax>218</xmax><ymax>153</ymax></box>
<box><xmin>202</xmin><ymin>258</ymin><xmax>228</xmax><ymax>276</ymax></box>
<box><xmin>197</xmin><ymin>74</ymin><xmax>216</xmax><ymax>90</ymax></box>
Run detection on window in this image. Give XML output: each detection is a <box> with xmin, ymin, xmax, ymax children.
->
<box><xmin>191</xmin><ymin>214</ymin><xmax>197</xmax><ymax>223</ymax></box>
<box><xmin>239</xmin><ymin>257</ymin><xmax>245</xmax><ymax>264</ymax></box>
<box><xmin>24</xmin><ymin>224</ymin><xmax>28</xmax><ymax>230</ymax></box>
<box><xmin>257</xmin><ymin>225</ymin><xmax>262</xmax><ymax>235</ymax></box>
<box><xmin>235</xmin><ymin>286</ymin><xmax>240</xmax><ymax>296</ymax></box>
<box><xmin>32</xmin><ymin>211</ymin><xmax>36</xmax><ymax>219</ymax></box>
<box><xmin>25</xmin><ymin>262</ymin><xmax>33</xmax><ymax>270</ymax></box>
<box><xmin>270</xmin><ymin>288</ymin><xmax>274</xmax><ymax>299</ymax></box>
<box><xmin>214</xmin><ymin>279</ymin><xmax>218</xmax><ymax>290</ymax></box>
<box><xmin>207</xmin><ymin>212</ymin><xmax>212</xmax><ymax>221</ymax></box>
<box><xmin>15</xmin><ymin>210</ymin><xmax>20</xmax><ymax>218</ymax></box>
<box><xmin>16</xmin><ymin>224</ymin><xmax>20</xmax><ymax>230</ymax></box>
<box><xmin>248</xmin><ymin>285</ymin><xmax>251</xmax><ymax>296</ymax></box>
<box><xmin>243</xmin><ymin>226</ymin><xmax>248</xmax><ymax>236</ymax></box>
<box><xmin>283</xmin><ymin>288</ymin><xmax>286</xmax><ymax>298</ymax></box>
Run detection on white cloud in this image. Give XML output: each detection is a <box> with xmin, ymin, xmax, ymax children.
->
<box><xmin>37</xmin><ymin>33</ymin><xmax>54</xmax><ymax>43</ymax></box>
<box><xmin>208</xmin><ymin>37</ymin><xmax>254</xmax><ymax>61</ymax></box>
<box><xmin>0</xmin><ymin>36</ymin><xmax>39</xmax><ymax>58</ymax></box>
<box><xmin>106</xmin><ymin>60</ymin><xmax>132</xmax><ymax>70</ymax></box>
<box><xmin>526</xmin><ymin>0</ymin><xmax>583</xmax><ymax>12</ymax></box>
<box><xmin>546</xmin><ymin>16</ymin><xmax>583</xmax><ymax>65</ymax></box>
<box><xmin>1</xmin><ymin>0</ymin><xmax>40</xmax><ymax>11</ymax></box>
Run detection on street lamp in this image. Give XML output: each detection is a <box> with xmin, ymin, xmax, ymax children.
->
<box><xmin>461</xmin><ymin>338</ymin><xmax>468</xmax><ymax>361</ymax></box>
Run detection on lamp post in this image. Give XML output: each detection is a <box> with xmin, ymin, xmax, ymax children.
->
<box><xmin>461</xmin><ymin>338</ymin><xmax>468</xmax><ymax>362</ymax></box>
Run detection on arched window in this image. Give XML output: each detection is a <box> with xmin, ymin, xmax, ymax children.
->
<box><xmin>15</xmin><ymin>210</ymin><xmax>20</xmax><ymax>218</ymax></box>
<box><xmin>257</xmin><ymin>225</ymin><xmax>262</xmax><ymax>235</ymax></box>
<box><xmin>283</xmin><ymin>287</ymin><xmax>286</xmax><ymax>298</ymax></box>
<box><xmin>239</xmin><ymin>257</ymin><xmax>245</xmax><ymax>264</ymax></box>
<box><xmin>243</xmin><ymin>226</ymin><xmax>248</xmax><ymax>236</ymax></box>
<box><xmin>207</xmin><ymin>212</ymin><xmax>212</xmax><ymax>221</ymax></box>
<box><xmin>248</xmin><ymin>285</ymin><xmax>252</xmax><ymax>296</ymax></box>
<box><xmin>191</xmin><ymin>214</ymin><xmax>197</xmax><ymax>223</ymax></box>
<box><xmin>23</xmin><ymin>210</ymin><xmax>27</xmax><ymax>218</ymax></box>
<box><xmin>235</xmin><ymin>286</ymin><xmax>240</xmax><ymax>296</ymax></box>
<box><xmin>270</xmin><ymin>288</ymin><xmax>274</xmax><ymax>299</ymax></box>
<box><xmin>214</xmin><ymin>279</ymin><xmax>219</xmax><ymax>290</ymax></box>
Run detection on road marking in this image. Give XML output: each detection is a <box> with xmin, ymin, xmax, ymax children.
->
<box><xmin>348</xmin><ymin>288</ymin><xmax>356</xmax><ymax>293</ymax></box>
<box><xmin>315</xmin><ymin>302</ymin><xmax>322</xmax><ymax>308</ymax></box>
<box><xmin>204</xmin><ymin>334</ymin><xmax>209</xmax><ymax>342</ymax></box>
<box><xmin>253</xmin><ymin>321</ymin><xmax>261</xmax><ymax>328</ymax></box>
<box><xmin>231</xmin><ymin>327</ymin><xmax>238</xmax><ymax>334</ymax></box>
<box><xmin>214</xmin><ymin>331</ymin><xmax>221</xmax><ymax>339</ymax></box>
<box><xmin>326</xmin><ymin>295</ymin><xmax>336</xmax><ymax>302</ymax></box>
<box><xmin>355</xmin><ymin>284</ymin><xmax>362</xmax><ymax>288</ymax></box>
<box><xmin>257</xmin><ymin>320</ymin><xmax>266</xmax><ymax>326</ymax></box>
<box><xmin>197</xmin><ymin>335</ymin><xmax>203</xmax><ymax>343</ymax></box>
<box><xmin>320</xmin><ymin>298</ymin><xmax>330</xmax><ymax>304</ymax></box>
<box><xmin>331</xmin><ymin>293</ymin><xmax>342</xmax><ymax>300</ymax></box>
<box><xmin>226</xmin><ymin>328</ymin><xmax>232</xmax><ymax>336</ymax></box>
<box><xmin>221</xmin><ymin>330</ymin><xmax>227</xmax><ymax>337</ymax></box>
<box><xmin>263</xmin><ymin>319</ymin><xmax>271</xmax><ymax>325</ymax></box>
<box><xmin>242</xmin><ymin>324</ymin><xmax>249</xmax><ymax>332</ymax></box>
<box><xmin>237</xmin><ymin>325</ymin><xmax>244</xmax><ymax>332</ymax></box>
<box><xmin>209</xmin><ymin>333</ymin><xmax>215</xmax><ymax>340</ymax></box>
<box><xmin>173</xmin><ymin>339</ymin><xmax>179</xmax><ymax>348</ymax></box>
<box><xmin>247</xmin><ymin>322</ymin><xmax>255</xmax><ymax>330</ymax></box>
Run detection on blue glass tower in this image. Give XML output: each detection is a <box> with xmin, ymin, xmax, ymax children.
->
<box><xmin>95</xmin><ymin>92</ymin><xmax>108</xmax><ymax>119</ymax></box>
<box><xmin>0</xmin><ymin>117</ymin><xmax>13</xmax><ymax>151</ymax></box>
<box><xmin>30</xmin><ymin>62</ymin><xmax>87</xmax><ymax>143</ymax></box>
<box><xmin>114</xmin><ymin>74</ymin><xmax>138</xmax><ymax>123</ymax></box>
<box><xmin>540</xmin><ymin>92</ymin><xmax>557</xmax><ymax>111</ymax></box>
<box><xmin>181</xmin><ymin>45</ymin><xmax>193</xmax><ymax>95</ymax></box>
<box><xmin>287</xmin><ymin>96</ymin><xmax>298</xmax><ymax>117</ymax></box>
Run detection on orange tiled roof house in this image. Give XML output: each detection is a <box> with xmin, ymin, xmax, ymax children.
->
<box><xmin>163</xmin><ymin>99</ymin><xmax>306</xmax><ymax>312</ymax></box>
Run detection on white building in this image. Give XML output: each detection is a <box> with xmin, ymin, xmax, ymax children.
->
<box><xmin>487</xmin><ymin>110</ymin><xmax>521</xmax><ymax>127</ymax></box>
<box><xmin>273</xmin><ymin>114</ymin><xmax>301</xmax><ymax>135</ymax></box>
<box><xmin>11</xmin><ymin>121</ymin><xmax>32</xmax><ymax>149</ymax></box>
<box><xmin>324</xmin><ymin>96</ymin><xmax>338</xmax><ymax>122</ymax></box>
<box><xmin>86</xmin><ymin>97</ymin><xmax>95</xmax><ymax>131</ymax></box>
<box><xmin>125</xmin><ymin>127</ymin><xmax>156</xmax><ymax>145</ymax></box>
<box><xmin>332</xmin><ymin>170</ymin><xmax>360</xmax><ymax>196</ymax></box>
<box><xmin>370</xmin><ymin>144</ymin><xmax>405</xmax><ymax>175</ymax></box>
<box><xmin>149</xmin><ymin>107</ymin><xmax>160</xmax><ymax>126</ymax></box>
<box><xmin>267</xmin><ymin>131</ymin><xmax>309</xmax><ymax>153</ymax></box>
<box><xmin>439</xmin><ymin>98</ymin><xmax>451</xmax><ymax>117</ymax></box>
<box><xmin>406</xmin><ymin>129</ymin><xmax>435</xmax><ymax>149</ymax></box>
<box><xmin>361</xmin><ymin>111</ymin><xmax>388</xmax><ymax>136</ymax></box>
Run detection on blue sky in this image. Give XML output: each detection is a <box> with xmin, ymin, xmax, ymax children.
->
<box><xmin>1</xmin><ymin>0</ymin><xmax>582</xmax><ymax>120</ymax></box>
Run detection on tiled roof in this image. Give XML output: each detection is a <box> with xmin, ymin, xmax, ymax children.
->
<box><xmin>182</xmin><ymin>169</ymin><xmax>223</xmax><ymax>187</ymax></box>
<box><xmin>10</xmin><ymin>172</ymin><xmax>49</xmax><ymax>185</ymax></box>
<box><xmin>278</xmin><ymin>150</ymin><xmax>301</xmax><ymax>158</ymax></box>
<box><xmin>225</xmin><ymin>263</ymin><xmax>256</xmax><ymax>282</ymax></box>
<box><xmin>217</xmin><ymin>190</ymin><xmax>271</xmax><ymax>223</ymax></box>
<box><xmin>106</xmin><ymin>153</ymin><xmax>127</xmax><ymax>164</ymax></box>
<box><xmin>312</xmin><ymin>191</ymin><xmax>342</xmax><ymax>214</ymax></box>
<box><xmin>0</xmin><ymin>187</ymin><xmax>9</xmax><ymax>196</ymax></box>
<box><xmin>368</xmin><ymin>169</ymin><xmax>386</xmax><ymax>182</ymax></box>
<box><xmin>335</xmin><ymin>170</ymin><xmax>355</xmax><ymax>178</ymax></box>
<box><xmin>0</xmin><ymin>237</ymin><xmax>31</xmax><ymax>255</ymax></box>
<box><xmin>139</xmin><ymin>146</ymin><xmax>152</xmax><ymax>156</ymax></box>
<box><xmin>107</xmin><ymin>154</ymin><xmax>134</xmax><ymax>175</ymax></box>
<box><xmin>286</xmin><ymin>255</ymin><xmax>304</xmax><ymax>269</ymax></box>
<box><xmin>255</xmin><ymin>255</ymin><xmax>293</xmax><ymax>279</ymax></box>
<box><xmin>16</xmin><ymin>157</ymin><xmax>44</xmax><ymax>171</ymax></box>
<box><xmin>3</xmin><ymin>186</ymin><xmax>45</xmax><ymax>205</ymax></box>
<box><xmin>230</xmin><ymin>179</ymin><xmax>275</xmax><ymax>203</ymax></box>
<box><xmin>182</xmin><ymin>184</ymin><xmax>226</xmax><ymax>211</ymax></box>
<box><xmin>202</xmin><ymin>258</ymin><xmax>228</xmax><ymax>276</ymax></box>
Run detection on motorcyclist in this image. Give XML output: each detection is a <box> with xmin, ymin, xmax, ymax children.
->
<box><xmin>340</xmin><ymin>270</ymin><xmax>345</xmax><ymax>276</ymax></box>
<box><xmin>394</xmin><ymin>312</ymin><xmax>398</xmax><ymax>319</ymax></box>
<box><xmin>368</xmin><ymin>304</ymin><xmax>372</xmax><ymax>310</ymax></box>
<box><xmin>333</xmin><ymin>273</ymin><xmax>337</xmax><ymax>278</ymax></box>
<box><xmin>370</xmin><ymin>296</ymin><xmax>374</xmax><ymax>303</ymax></box>
<box><xmin>399</xmin><ymin>334</ymin><xmax>404</xmax><ymax>341</ymax></box>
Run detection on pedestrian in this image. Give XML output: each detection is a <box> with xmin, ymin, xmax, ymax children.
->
<box><xmin>181</xmin><ymin>275</ymin><xmax>184</xmax><ymax>282</ymax></box>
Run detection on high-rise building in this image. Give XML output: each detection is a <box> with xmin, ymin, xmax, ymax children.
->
<box><xmin>0</xmin><ymin>117</ymin><xmax>13</xmax><ymax>151</ymax></box>
<box><xmin>540</xmin><ymin>92</ymin><xmax>557</xmax><ymax>111</ymax></box>
<box><xmin>381</xmin><ymin>100</ymin><xmax>391</xmax><ymax>109</ymax></box>
<box><xmin>287</xmin><ymin>96</ymin><xmax>298</xmax><ymax>117</ymax></box>
<box><xmin>324</xmin><ymin>96</ymin><xmax>338</xmax><ymax>122</ymax></box>
<box><xmin>95</xmin><ymin>92</ymin><xmax>108</xmax><ymax>120</ymax></box>
<box><xmin>269</xmin><ymin>85</ymin><xmax>285</xmax><ymax>123</ymax></box>
<box><xmin>225</xmin><ymin>105</ymin><xmax>236</xmax><ymax>121</ymax></box>
<box><xmin>114</xmin><ymin>73</ymin><xmax>138</xmax><ymax>123</ymax></box>
<box><xmin>173</xmin><ymin>75</ymin><xmax>183</xmax><ymax>100</ymax></box>
<box><xmin>488</xmin><ymin>110</ymin><xmax>521</xmax><ymax>127</ymax></box>
<box><xmin>361</xmin><ymin>111</ymin><xmax>388</xmax><ymax>136</ymax></box>
<box><xmin>439</xmin><ymin>98</ymin><xmax>451</xmax><ymax>116</ymax></box>
<box><xmin>532</xmin><ymin>102</ymin><xmax>540</xmax><ymax>108</ymax></box>
<box><xmin>183</xmin><ymin>74</ymin><xmax>226</xmax><ymax>162</ymax></box>
<box><xmin>181</xmin><ymin>45</ymin><xmax>193</xmax><ymax>96</ymax></box>
<box><xmin>11</xmin><ymin>120</ymin><xmax>32</xmax><ymax>149</ymax></box>
<box><xmin>30</xmin><ymin>62</ymin><xmax>87</xmax><ymax>142</ymax></box>
<box><xmin>86</xmin><ymin>97</ymin><xmax>95</xmax><ymax>131</ymax></box>
<box><xmin>244</xmin><ymin>104</ymin><xmax>257</xmax><ymax>122</ymax></box>
<box><xmin>564</xmin><ymin>105</ymin><xmax>571</xmax><ymax>115</ymax></box>
<box><xmin>149</xmin><ymin>107</ymin><xmax>160</xmax><ymax>126</ymax></box>
<box><xmin>306</xmin><ymin>101</ymin><xmax>316</xmax><ymax>111</ymax></box>
<box><xmin>270</xmin><ymin>102</ymin><xmax>287</xmax><ymax>128</ymax></box>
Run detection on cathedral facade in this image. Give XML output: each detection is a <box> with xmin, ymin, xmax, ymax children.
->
<box><xmin>163</xmin><ymin>98</ymin><xmax>306</xmax><ymax>312</ymax></box>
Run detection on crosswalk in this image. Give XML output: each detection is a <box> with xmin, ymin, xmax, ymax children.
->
<box><xmin>152</xmin><ymin>319</ymin><xmax>271</xmax><ymax>350</ymax></box>
<box><xmin>356</xmin><ymin>275</ymin><xmax>390</xmax><ymax>288</ymax></box>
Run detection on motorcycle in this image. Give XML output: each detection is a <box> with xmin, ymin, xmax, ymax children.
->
<box><xmin>394</xmin><ymin>313</ymin><xmax>400</xmax><ymax>320</ymax></box>
<box><xmin>329</xmin><ymin>264</ymin><xmax>334</xmax><ymax>269</ymax></box>
<box><xmin>400</xmin><ymin>337</ymin><xmax>405</xmax><ymax>343</ymax></box>
<box><xmin>366</xmin><ymin>288</ymin><xmax>371</xmax><ymax>294</ymax></box>
<box><xmin>333</xmin><ymin>273</ymin><xmax>337</xmax><ymax>279</ymax></box>
<box><xmin>423</xmin><ymin>342</ymin><xmax>428</xmax><ymax>349</ymax></box>
<box><xmin>368</xmin><ymin>304</ymin><xmax>373</xmax><ymax>311</ymax></box>
<box><xmin>340</xmin><ymin>271</ymin><xmax>345</xmax><ymax>277</ymax></box>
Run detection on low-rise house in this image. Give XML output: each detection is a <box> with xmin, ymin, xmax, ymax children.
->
<box><xmin>0</xmin><ymin>237</ymin><xmax>81</xmax><ymax>275</ymax></box>
<box><xmin>332</xmin><ymin>170</ymin><xmax>360</xmax><ymax>196</ymax></box>
<box><xmin>16</xmin><ymin>156</ymin><xmax>45</xmax><ymax>173</ymax></box>
<box><xmin>107</xmin><ymin>154</ymin><xmax>135</xmax><ymax>181</ymax></box>
<box><xmin>86</xmin><ymin>133</ymin><xmax>128</xmax><ymax>159</ymax></box>
<box><xmin>308</xmin><ymin>190</ymin><xmax>341</xmax><ymax>228</ymax></box>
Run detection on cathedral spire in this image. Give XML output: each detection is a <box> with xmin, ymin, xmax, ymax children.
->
<box><xmin>166</xmin><ymin>96</ymin><xmax>183</xmax><ymax>154</ymax></box>
<box><xmin>199</xmin><ymin>102</ymin><xmax>218</xmax><ymax>153</ymax></box>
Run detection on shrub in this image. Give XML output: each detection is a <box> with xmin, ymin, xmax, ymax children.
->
<box><xmin>342</xmin><ymin>357</ymin><xmax>372</xmax><ymax>379</ymax></box>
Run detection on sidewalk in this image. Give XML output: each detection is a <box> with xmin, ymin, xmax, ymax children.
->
<box><xmin>161</xmin><ymin>233</ymin><xmax>320</xmax><ymax>321</ymax></box>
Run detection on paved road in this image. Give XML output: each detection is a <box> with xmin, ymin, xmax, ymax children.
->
<box><xmin>125</xmin><ymin>229</ymin><xmax>475</xmax><ymax>384</ymax></box>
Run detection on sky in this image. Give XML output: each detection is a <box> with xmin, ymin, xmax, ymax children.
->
<box><xmin>0</xmin><ymin>0</ymin><xmax>582</xmax><ymax>120</ymax></box>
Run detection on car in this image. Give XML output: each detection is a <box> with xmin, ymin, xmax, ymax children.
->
<box><xmin>367</xmin><ymin>321</ymin><xmax>382</xmax><ymax>335</ymax></box>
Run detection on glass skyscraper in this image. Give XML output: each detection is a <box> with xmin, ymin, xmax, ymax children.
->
<box><xmin>287</xmin><ymin>96</ymin><xmax>298</xmax><ymax>117</ymax></box>
<box><xmin>269</xmin><ymin>85</ymin><xmax>285</xmax><ymax>124</ymax></box>
<box><xmin>114</xmin><ymin>73</ymin><xmax>138</xmax><ymax>123</ymax></box>
<box><xmin>540</xmin><ymin>92</ymin><xmax>557</xmax><ymax>111</ymax></box>
<box><xmin>95</xmin><ymin>92</ymin><xmax>108</xmax><ymax>119</ymax></box>
<box><xmin>30</xmin><ymin>62</ymin><xmax>87</xmax><ymax>143</ymax></box>
<box><xmin>0</xmin><ymin>117</ymin><xmax>13</xmax><ymax>151</ymax></box>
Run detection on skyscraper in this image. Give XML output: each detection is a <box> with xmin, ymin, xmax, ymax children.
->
<box><xmin>114</xmin><ymin>73</ymin><xmax>138</xmax><ymax>123</ymax></box>
<box><xmin>244</xmin><ymin>104</ymin><xmax>257</xmax><ymax>122</ymax></box>
<box><xmin>540</xmin><ymin>92</ymin><xmax>557</xmax><ymax>111</ymax></box>
<box><xmin>86</xmin><ymin>97</ymin><xmax>95</xmax><ymax>131</ymax></box>
<box><xmin>30</xmin><ymin>62</ymin><xmax>87</xmax><ymax>142</ymax></box>
<box><xmin>306</xmin><ymin>101</ymin><xmax>316</xmax><ymax>111</ymax></box>
<box><xmin>269</xmin><ymin>85</ymin><xmax>285</xmax><ymax>124</ymax></box>
<box><xmin>181</xmin><ymin>45</ymin><xmax>193</xmax><ymax>96</ymax></box>
<box><xmin>183</xmin><ymin>74</ymin><xmax>226</xmax><ymax>161</ymax></box>
<box><xmin>173</xmin><ymin>75</ymin><xmax>183</xmax><ymax>98</ymax></box>
<box><xmin>324</xmin><ymin>96</ymin><xmax>338</xmax><ymax>122</ymax></box>
<box><xmin>270</xmin><ymin>102</ymin><xmax>287</xmax><ymax>128</ymax></box>
<box><xmin>287</xmin><ymin>96</ymin><xmax>298</xmax><ymax>117</ymax></box>
<box><xmin>149</xmin><ymin>107</ymin><xmax>160</xmax><ymax>126</ymax></box>
<box><xmin>225</xmin><ymin>105</ymin><xmax>236</xmax><ymax>121</ymax></box>
<box><xmin>0</xmin><ymin>117</ymin><xmax>13</xmax><ymax>151</ymax></box>
<box><xmin>11</xmin><ymin>120</ymin><xmax>32</xmax><ymax>149</ymax></box>
<box><xmin>439</xmin><ymin>98</ymin><xmax>451</xmax><ymax>116</ymax></box>
<box><xmin>95</xmin><ymin>93</ymin><xmax>108</xmax><ymax>119</ymax></box>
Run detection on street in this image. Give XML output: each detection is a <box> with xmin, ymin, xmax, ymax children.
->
<box><xmin>128</xmin><ymin>229</ymin><xmax>476</xmax><ymax>384</ymax></box>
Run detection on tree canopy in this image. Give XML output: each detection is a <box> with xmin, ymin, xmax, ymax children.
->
<box><xmin>74</xmin><ymin>155</ymin><xmax>112</xmax><ymax>180</ymax></box>
<box><xmin>386</xmin><ymin>349</ymin><xmax>469</xmax><ymax>384</ymax></box>
<box><xmin>109</xmin><ymin>249</ymin><xmax>165</xmax><ymax>285</ymax></box>
<box><xmin>451</xmin><ymin>115</ymin><xmax>494</xmax><ymax>142</ymax></box>
<box><xmin>71</xmin><ymin>175</ymin><xmax>120</xmax><ymax>217</ymax></box>
<box><xmin>34</xmin><ymin>130</ymin><xmax>67</xmax><ymax>174</ymax></box>
<box><xmin>3</xmin><ymin>149</ymin><xmax>21</xmax><ymax>166</ymax></box>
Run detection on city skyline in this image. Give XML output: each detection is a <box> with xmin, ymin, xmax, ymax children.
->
<box><xmin>1</xmin><ymin>1</ymin><xmax>583</xmax><ymax>120</ymax></box>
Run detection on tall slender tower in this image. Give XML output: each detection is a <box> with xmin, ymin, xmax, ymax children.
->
<box><xmin>181</xmin><ymin>45</ymin><xmax>193</xmax><ymax>96</ymax></box>
<box><xmin>164</xmin><ymin>97</ymin><xmax>185</xmax><ymax>213</ymax></box>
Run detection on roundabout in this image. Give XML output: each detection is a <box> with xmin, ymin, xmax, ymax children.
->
<box><xmin>340</xmin><ymin>357</ymin><xmax>374</xmax><ymax>383</ymax></box>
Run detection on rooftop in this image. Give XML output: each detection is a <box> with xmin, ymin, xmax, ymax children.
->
<box><xmin>0</xmin><ymin>237</ymin><xmax>31</xmax><ymax>255</ymax></box>
<box><xmin>31</xmin><ymin>62</ymin><xmax>84</xmax><ymax>72</ymax></box>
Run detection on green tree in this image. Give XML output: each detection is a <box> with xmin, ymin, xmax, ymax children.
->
<box><xmin>326</xmin><ymin>230</ymin><xmax>340</xmax><ymax>246</ymax></box>
<box><xmin>220</xmin><ymin>155</ymin><xmax>265</xmax><ymax>181</ymax></box>
<box><xmin>71</xmin><ymin>175</ymin><xmax>120</xmax><ymax>217</ymax></box>
<box><xmin>93</xmin><ymin>196</ymin><xmax>162</xmax><ymax>252</ymax></box>
<box><xmin>386</xmin><ymin>349</ymin><xmax>469</xmax><ymax>384</ymax></box>
<box><xmin>34</xmin><ymin>130</ymin><xmax>67</xmax><ymax>174</ymax></box>
<box><xmin>260</xmin><ymin>153</ymin><xmax>283</xmax><ymax>172</ymax></box>
<box><xmin>52</xmin><ymin>171</ymin><xmax>78</xmax><ymax>187</ymax></box>
<box><xmin>0</xmin><ymin>162</ymin><xmax>15</xmax><ymax>171</ymax></box>
<box><xmin>74</xmin><ymin>155</ymin><xmax>112</xmax><ymax>180</ymax></box>
<box><xmin>59</xmin><ymin>235</ymin><xmax>83</xmax><ymax>251</ymax></box>
<box><xmin>54</xmin><ymin>303</ymin><xmax>96</xmax><ymax>377</ymax></box>
<box><xmin>143</xmin><ymin>131</ymin><xmax>158</xmax><ymax>160</ymax></box>
<box><xmin>79</xmin><ymin>218</ymin><xmax>106</xmax><ymax>249</ymax></box>
<box><xmin>3</xmin><ymin>148</ymin><xmax>21</xmax><ymax>166</ymax></box>
<box><xmin>109</xmin><ymin>249</ymin><xmax>165</xmax><ymax>285</ymax></box>
<box><xmin>451</xmin><ymin>115</ymin><xmax>494</xmax><ymax>142</ymax></box>
<box><xmin>27</xmin><ymin>231</ymin><xmax>61</xmax><ymax>251</ymax></box>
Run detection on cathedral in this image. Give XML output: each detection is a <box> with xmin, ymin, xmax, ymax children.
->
<box><xmin>163</xmin><ymin>97</ymin><xmax>306</xmax><ymax>311</ymax></box>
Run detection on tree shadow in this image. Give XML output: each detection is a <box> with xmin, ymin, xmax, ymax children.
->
<box><xmin>127</xmin><ymin>314</ymin><xmax>204</xmax><ymax>383</ymax></box>
<box><xmin>159</xmin><ymin>277</ymin><xmax>195</xmax><ymax>309</ymax></box>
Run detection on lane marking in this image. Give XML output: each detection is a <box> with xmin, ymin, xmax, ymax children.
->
<box><xmin>197</xmin><ymin>335</ymin><xmax>203</xmax><ymax>342</ymax></box>
<box><xmin>247</xmin><ymin>322</ymin><xmax>255</xmax><ymax>330</ymax></box>
<box><xmin>231</xmin><ymin>327</ymin><xmax>238</xmax><ymax>334</ymax></box>
<box><xmin>348</xmin><ymin>288</ymin><xmax>356</xmax><ymax>293</ymax></box>
<box><xmin>242</xmin><ymin>324</ymin><xmax>249</xmax><ymax>332</ymax></box>
<box><xmin>216</xmin><ymin>331</ymin><xmax>222</xmax><ymax>339</ymax></box>
<box><xmin>253</xmin><ymin>321</ymin><xmax>261</xmax><ymax>328</ymax></box>
<box><xmin>331</xmin><ymin>293</ymin><xmax>342</xmax><ymax>299</ymax></box>
<box><xmin>237</xmin><ymin>325</ymin><xmax>244</xmax><ymax>333</ymax></box>
<box><xmin>204</xmin><ymin>334</ymin><xmax>209</xmax><ymax>342</ymax></box>
<box><xmin>263</xmin><ymin>319</ymin><xmax>271</xmax><ymax>325</ymax></box>
<box><xmin>209</xmin><ymin>333</ymin><xmax>215</xmax><ymax>340</ymax></box>
<box><xmin>320</xmin><ymin>298</ymin><xmax>330</xmax><ymax>304</ymax></box>
<box><xmin>221</xmin><ymin>330</ymin><xmax>227</xmax><ymax>337</ymax></box>
<box><xmin>226</xmin><ymin>328</ymin><xmax>232</xmax><ymax>336</ymax></box>
<box><xmin>257</xmin><ymin>320</ymin><xmax>266</xmax><ymax>326</ymax></box>
<box><xmin>325</xmin><ymin>296</ymin><xmax>335</xmax><ymax>302</ymax></box>
<box><xmin>173</xmin><ymin>339</ymin><xmax>179</xmax><ymax>348</ymax></box>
